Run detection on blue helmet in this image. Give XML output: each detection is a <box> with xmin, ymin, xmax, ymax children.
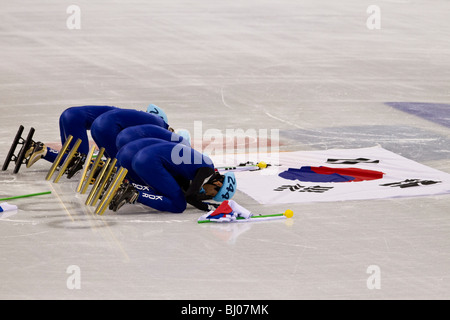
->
<box><xmin>146</xmin><ymin>104</ymin><xmax>168</xmax><ymax>124</ymax></box>
<box><xmin>213</xmin><ymin>172</ymin><xmax>237</xmax><ymax>202</ymax></box>
<box><xmin>175</xmin><ymin>129</ymin><xmax>191</xmax><ymax>146</ymax></box>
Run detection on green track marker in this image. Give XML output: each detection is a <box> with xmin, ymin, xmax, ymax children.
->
<box><xmin>0</xmin><ymin>191</ymin><xmax>52</xmax><ymax>202</ymax></box>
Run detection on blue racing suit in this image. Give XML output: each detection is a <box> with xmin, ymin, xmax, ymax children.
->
<box><xmin>43</xmin><ymin>105</ymin><xmax>117</xmax><ymax>163</ymax></box>
<box><xmin>116</xmin><ymin>138</ymin><xmax>215</xmax><ymax>213</ymax></box>
<box><xmin>90</xmin><ymin>108</ymin><xmax>169</xmax><ymax>158</ymax></box>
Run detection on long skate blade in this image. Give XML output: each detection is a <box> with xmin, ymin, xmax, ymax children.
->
<box><xmin>53</xmin><ymin>138</ymin><xmax>82</xmax><ymax>183</ymax></box>
<box><xmin>2</xmin><ymin>125</ymin><xmax>24</xmax><ymax>171</ymax></box>
<box><xmin>80</xmin><ymin>147</ymin><xmax>105</xmax><ymax>194</ymax></box>
<box><xmin>79</xmin><ymin>147</ymin><xmax>105</xmax><ymax>194</ymax></box>
<box><xmin>95</xmin><ymin>167</ymin><xmax>128</xmax><ymax>215</ymax></box>
<box><xmin>76</xmin><ymin>145</ymin><xmax>97</xmax><ymax>193</ymax></box>
<box><xmin>45</xmin><ymin>135</ymin><xmax>73</xmax><ymax>181</ymax></box>
<box><xmin>13</xmin><ymin>127</ymin><xmax>35</xmax><ymax>174</ymax></box>
<box><xmin>87</xmin><ymin>158</ymin><xmax>117</xmax><ymax>206</ymax></box>
<box><xmin>85</xmin><ymin>157</ymin><xmax>111</xmax><ymax>205</ymax></box>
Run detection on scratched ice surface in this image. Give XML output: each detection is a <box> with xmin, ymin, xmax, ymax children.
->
<box><xmin>1</xmin><ymin>0</ymin><xmax>450</xmax><ymax>300</ymax></box>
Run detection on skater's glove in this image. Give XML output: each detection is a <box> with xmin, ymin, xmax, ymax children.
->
<box><xmin>205</xmin><ymin>202</ymin><xmax>219</xmax><ymax>212</ymax></box>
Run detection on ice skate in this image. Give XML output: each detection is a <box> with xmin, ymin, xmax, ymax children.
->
<box><xmin>25</xmin><ymin>142</ymin><xmax>47</xmax><ymax>168</ymax></box>
<box><xmin>85</xmin><ymin>158</ymin><xmax>117</xmax><ymax>205</ymax></box>
<box><xmin>65</xmin><ymin>152</ymin><xmax>87</xmax><ymax>179</ymax></box>
<box><xmin>51</xmin><ymin>137</ymin><xmax>82</xmax><ymax>183</ymax></box>
<box><xmin>46</xmin><ymin>135</ymin><xmax>76</xmax><ymax>181</ymax></box>
<box><xmin>108</xmin><ymin>181</ymin><xmax>139</xmax><ymax>212</ymax></box>
<box><xmin>94</xmin><ymin>166</ymin><xmax>128</xmax><ymax>215</ymax></box>
<box><xmin>2</xmin><ymin>125</ymin><xmax>35</xmax><ymax>173</ymax></box>
<box><xmin>77</xmin><ymin>147</ymin><xmax>105</xmax><ymax>194</ymax></box>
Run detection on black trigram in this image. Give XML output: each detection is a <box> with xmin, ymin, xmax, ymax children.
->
<box><xmin>274</xmin><ymin>184</ymin><xmax>333</xmax><ymax>193</ymax></box>
<box><xmin>327</xmin><ymin>158</ymin><xmax>380</xmax><ymax>165</ymax></box>
<box><xmin>380</xmin><ymin>179</ymin><xmax>441</xmax><ymax>189</ymax></box>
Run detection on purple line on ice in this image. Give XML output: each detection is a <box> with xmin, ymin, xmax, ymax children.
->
<box><xmin>385</xmin><ymin>102</ymin><xmax>450</xmax><ymax>128</ymax></box>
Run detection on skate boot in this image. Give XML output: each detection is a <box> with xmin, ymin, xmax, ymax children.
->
<box><xmin>26</xmin><ymin>142</ymin><xmax>47</xmax><ymax>168</ymax></box>
<box><xmin>89</xmin><ymin>158</ymin><xmax>107</xmax><ymax>184</ymax></box>
<box><xmin>109</xmin><ymin>181</ymin><xmax>139</xmax><ymax>212</ymax></box>
<box><xmin>65</xmin><ymin>153</ymin><xmax>87</xmax><ymax>179</ymax></box>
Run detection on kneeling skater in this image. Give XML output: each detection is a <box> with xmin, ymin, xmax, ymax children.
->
<box><xmin>110</xmin><ymin>138</ymin><xmax>236</xmax><ymax>213</ymax></box>
<box><xmin>25</xmin><ymin>104</ymin><xmax>171</xmax><ymax>177</ymax></box>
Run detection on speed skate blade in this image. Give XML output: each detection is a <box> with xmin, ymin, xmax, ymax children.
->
<box><xmin>13</xmin><ymin>127</ymin><xmax>35</xmax><ymax>174</ymax></box>
<box><xmin>85</xmin><ymin>157</ymin><xmax>112</xmax><ymax>205</ymax></box>
<box><xmin>45</xmin><ymin>135</ymin><xmax>73</xmax><ymax>181</ymax></box>
<box><xmin>76</xmin><ymin>145</ymin><xmax>97</xmax><ymax>193</ymax></box>
<box><xmin>2</xmin><ymin>125</ymin><xmax>25</xmax><ymax>171</ymax></box>
<box><xmin>79</xmin><ymin>147</ymin><xmax>105</xmax><ymax>194</ymax></box>
<box><xmin>95</xmin><ymin>167</ymin><xmax>128</xmax><ymax>215</ymax></box>
<box><xmin>86</xmin><ymin>158</ymin><xmax>117</xmax><ymax>206</ymax></box>
<box><xmin>53</xmin><ymin>138</ymin><xmax>82</xmax><ymax>183</ymax></box>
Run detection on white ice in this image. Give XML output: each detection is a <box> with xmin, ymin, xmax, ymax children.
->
<box><xmin>1</xmin><ymin>0</ymin><xmax>450</xmax><ymax>300</ymax></box>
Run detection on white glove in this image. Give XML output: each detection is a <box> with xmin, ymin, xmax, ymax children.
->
<box><xmin>206</xmin><ymin>203</ymin><xmax>219</xmax><ymax>212</ymax></box>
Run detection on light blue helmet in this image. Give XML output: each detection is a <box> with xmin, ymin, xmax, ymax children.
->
<box><xmin>213</xmin><ymin>172</ymin><xmax>237</xmax><ymax>202</ymax></box>
<box><xmin>146</xmin><ymin>104</ymin><xmax>168</xmax><ymax>124</ymax></box>
<box><xmin>175</xmin><ymin>129</ymin><xmax>191</xmax><ymax>146</ymax></box>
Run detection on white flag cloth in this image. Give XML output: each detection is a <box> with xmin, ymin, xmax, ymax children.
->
<box><xmin>0</xmin><ymin>202</ymin><xmax>18</xmax><ymax>212</ymax></box>
<box><xmin>198</xmin><ymin>200</ymin><xmax>252</xmax><ymax>223</ymax></box>
<box><xmin>0</xmin><ymin>202</ymin><xmax>18</xmax><ymax>219</ymax></box>
<box><xmin>223</xmin><ymin>147</ymin><xmax>450</xmax><ymax>204</ymax></box>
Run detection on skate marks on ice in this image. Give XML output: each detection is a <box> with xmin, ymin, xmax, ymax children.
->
<box><xmin>280</xmin><ymin>124</ymin><xmax>450</xmax><ymax>162</ymax></box>
<box><xmin>0</xmin><ymin>175</ymin><xmax>193</xmax><ymax>229</ymax></box>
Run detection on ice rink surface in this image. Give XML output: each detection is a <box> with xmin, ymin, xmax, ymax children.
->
<box><xmin>1</xmin><ymin>0</ymin><xmax>450</xmax><ymax>300</ymax></box>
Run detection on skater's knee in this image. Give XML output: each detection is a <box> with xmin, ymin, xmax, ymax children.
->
<box><xmin>60</xmin><ymin>107</ymin><xmax>81</xmax><ymax>126</ymax></box>
<box><xmin>169</xmin><ymin>200</ymin><xmax>187</xmax><ymax>213</ymax></box>
<box><xmin>90</xmin><ymin>117</ymin><xmax>107</xmax><ymax>141</ymax></box>
<box><xmin>90</xmin><ymin>124</ymin><xmax>100</xmax><ymax>142</ymax></box>
<box><xmin>116</xmin><ymin>130</ymin><xmax>132</xmax><ymax>151</ymax></box>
